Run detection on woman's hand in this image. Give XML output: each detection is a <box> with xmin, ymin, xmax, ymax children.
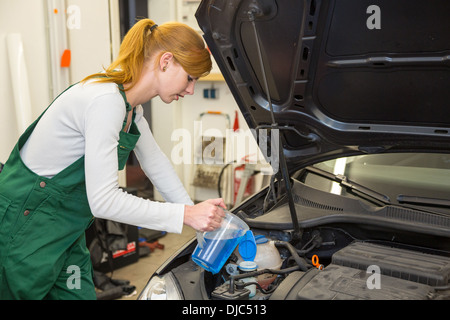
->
<box><xmin>184</xmin><ymin>198</ymin><xmax>227</xmax><ymax>232</ymax></box>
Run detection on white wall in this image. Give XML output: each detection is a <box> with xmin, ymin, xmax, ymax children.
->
<box><xmin>67</xmin><ymin>0</ymin><xmax>120</xmax><ymax>83</ymax></box>
<box><xmin>0</xmin><ymin>0</ymin><xmax>51</xmax><ymax>162</ymax></box>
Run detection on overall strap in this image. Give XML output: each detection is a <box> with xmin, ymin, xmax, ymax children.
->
<box><xmin>117</xmin><ymin>84</ymin><xmax>132</xmax><ymax>112</ymax></box>
<box><xmin>117</xmin><ymin>84</ymin><xmax>137</xmax><ymax>131</ymax></box>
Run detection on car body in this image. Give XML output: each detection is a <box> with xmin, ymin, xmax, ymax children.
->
<box><xmin>138</xmin><ymin>0</ymin><xmax>450</xmax><ymax>300</ymax></box>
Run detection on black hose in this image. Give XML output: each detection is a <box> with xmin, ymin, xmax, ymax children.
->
<box><xmin>227</xmin><ymin>241</ymin><xmax>309</xmax><ymax>294</ymax></box>
<box><xmin>236</xmin><ymin>281</ymin><xmax>278</xmax><ymax>294</ymax></box>
<box><xmin>274</xmin><ymin>241</ymin><xmax>309</xmax><ymax>271</ymax></box>
<box><xmin>228</xmin><ymin>266</ymin><xmax>301</xmax><ymax>294</ymax></box>
<box><xmin>217</xmin><ymin>161</ymin><xmax>235</xmax><ymax>198</ymax></box>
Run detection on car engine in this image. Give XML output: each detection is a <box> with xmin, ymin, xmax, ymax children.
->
<box><xmin>165</xmin><ymin>177</ymin><xmax>450</xmax><ymax>300</ymax></box>
<box><xmin>206</xmin><ymin>240</ymin><xmax>450</xmax><ymax>300</ymax></box>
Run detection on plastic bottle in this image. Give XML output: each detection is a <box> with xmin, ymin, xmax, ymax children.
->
<box><xmin>252</xmin><ymin>236</ymin><xmax>282</xmax><ymax>289</ymax></box>
<box><xmin>192</xmin><ymin>211</ymin><xmax>249</xmax><ymax>274</ymax></box>
<box><xmin>235</xmin><ymin>233</ymin><xmax>282</xmax><ymax>289</ymax></box>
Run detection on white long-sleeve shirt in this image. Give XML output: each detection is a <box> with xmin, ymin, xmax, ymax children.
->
<box><xmin>20</xmin><ymin>81</ymin><xmax>192</xmax><ymax>234</ymax></box>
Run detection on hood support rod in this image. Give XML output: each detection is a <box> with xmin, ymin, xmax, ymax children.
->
<box><xmin>248</xmin><ymin>2</ymin><xmax>309</xmax><ymax>242</ymax></box>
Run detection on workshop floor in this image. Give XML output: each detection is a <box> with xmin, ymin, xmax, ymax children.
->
<box><xmin>112</xmin><ymin>226</ymin><xmax>196</xmax><ymax>300</ymax></box>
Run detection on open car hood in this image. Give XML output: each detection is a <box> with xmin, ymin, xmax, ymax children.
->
<box><xmin>196</xmin><ymin>0</ymin><xmax>450</xmax><ymax>171</ymax></box>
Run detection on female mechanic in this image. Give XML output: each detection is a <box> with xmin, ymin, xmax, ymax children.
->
<box><xmin>0</xmin><ymin>19</ymin><xmax>225</xmax><ymax>299</ymax></box>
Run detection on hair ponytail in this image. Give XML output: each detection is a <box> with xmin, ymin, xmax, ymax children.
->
<box><xmin>82</xmin><ymin>19</ymin><xmax>156</xmax><ymax>88</ymax></box>
<box><xmin>82</xmin><ymin>19</ymin><xmax>211</xmax><ymax>90</ymax></box>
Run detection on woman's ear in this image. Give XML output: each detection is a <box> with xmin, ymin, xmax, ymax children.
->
<box><xmin>159</xmin><ymin>52</ymin><xmax>174</xmax><ymax>72</ymax></box>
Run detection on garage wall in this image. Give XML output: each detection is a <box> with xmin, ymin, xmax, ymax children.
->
<box><xmin>0</xmin><ymin>0</ymin><xmax>51</xmax><ymax>162</ymax></box>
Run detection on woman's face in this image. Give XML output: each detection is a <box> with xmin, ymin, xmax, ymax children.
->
<box><xmin>156</xmin><ymin>55</ymin><xmax>198</xmax><ymax>104</ymax></box>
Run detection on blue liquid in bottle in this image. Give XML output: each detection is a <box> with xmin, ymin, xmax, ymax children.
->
<box><xmin>192</xmin><ymin>229</ymin><xmax>244</xmax><ymax>274</ymax></box>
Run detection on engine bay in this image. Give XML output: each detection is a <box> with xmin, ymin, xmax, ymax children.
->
<box><xmin>166</xmin><ymin>177</ymin><xmax>450</xmax><ymax>300</ymax></box>
<box><xmin>170</xmin><ymin>238</ymin><xmax>450</xmax><ymax>300</ymax></box>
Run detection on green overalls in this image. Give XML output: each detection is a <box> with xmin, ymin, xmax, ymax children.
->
<box><xmin>0</xmin><ymin>83</ymin><xmax>140</xmax><ymax>300</ymax></box>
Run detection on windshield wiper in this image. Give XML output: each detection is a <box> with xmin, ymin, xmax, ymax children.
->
<box><xmin>305</xmin><ymin>166</ymin><xmax>391</xmax><ymax>205</ymax></box>
<box><xmin>397</xmin><ymin>195</ymin><xmax>450</xmax><ymax>208</ymax></box>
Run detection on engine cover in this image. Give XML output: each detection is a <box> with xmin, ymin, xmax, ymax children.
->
<box><xmin>271</xmin><ymin>242</ymin><xmax>450</xmax><ymax>300</ymax></box>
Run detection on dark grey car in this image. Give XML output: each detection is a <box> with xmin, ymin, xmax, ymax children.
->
<box><xmin>139</xmin><ymin>0</ymin><xmax>450</xmax><ymax>301</ymax></box>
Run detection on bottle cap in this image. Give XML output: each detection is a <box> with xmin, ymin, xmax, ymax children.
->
<box><xmin>238</xmin><ymin>230</ymin><xmax>257</xmax><ymax>261</ymax></box>
<box><xmin>238</xmin><ymin>260</ymin><xmax>258</xmax><ymax>272</ymax></box>
<box><xmin>255</xmin><ymin>234</ymin><xmax>268</xmax><ymax>244</ymax></box>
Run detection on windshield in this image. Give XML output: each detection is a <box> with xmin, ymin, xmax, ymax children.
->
<box><xmin>302</xmin><ymin>153</ymin><xmax>450</xmax><ymax>208</ymax></box>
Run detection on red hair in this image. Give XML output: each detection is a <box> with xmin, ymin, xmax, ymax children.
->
<box><xmin>82</xmin><ymin>19</ymin><xmax>212</xmax><ymax>90</ymax></box>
